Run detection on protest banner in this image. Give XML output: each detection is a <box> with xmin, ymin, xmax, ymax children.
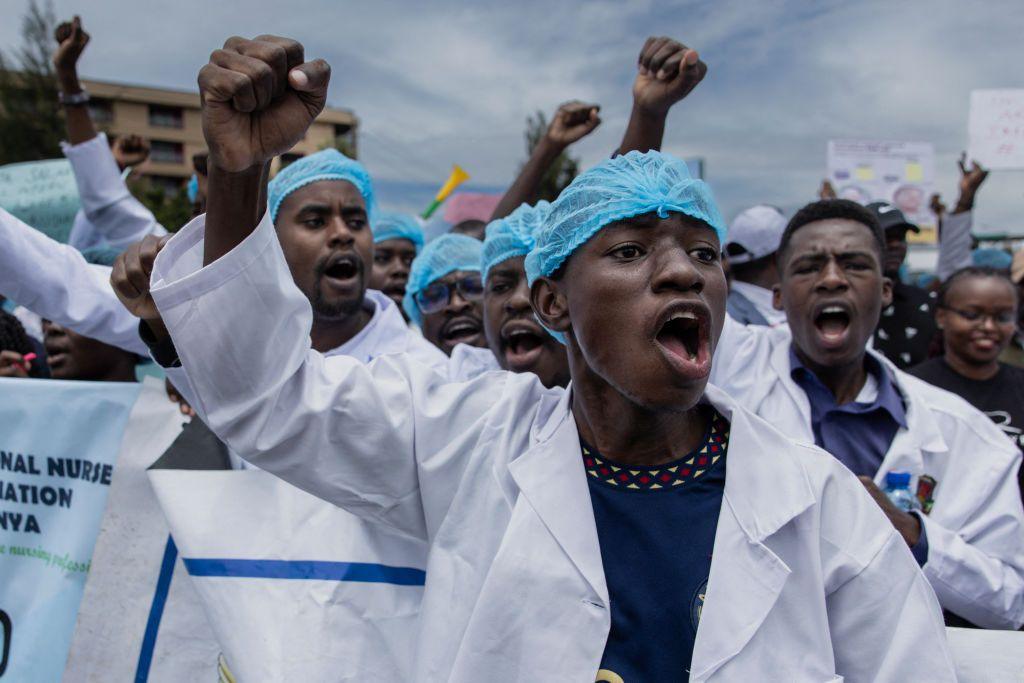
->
<box><xmin>0</xmin><ymin>160</ymin><xmax>81</xmax><ymax>243</ymax></box>
<box><xmin>826</xmin><ymin>139</ymin><xmax>936</xmax><ymax>239</ymax></box>
<box><xmin>0</xmin><ymin>377</ymin><xmax>140</xmax><ymax>682</ymax></box>
<box><xmin>63</xmin><ymin>378</ymin><xmax>220</xmax><ymax>683</ymax></box>
<box><xmin>149</xmin><ymin>456</ymin><xmax>427</xmax><ymax>682</ymax></box>
<box><xmin>968</xmin><ymin>89</ymin><xmax>1024</xmax><ymax>170</ymax></box>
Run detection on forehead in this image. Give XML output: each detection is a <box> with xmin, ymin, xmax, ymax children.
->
<box><xmin>374</xmin><ymin>238</ymin><xmax>418</xmax><ymax>253</ymax></box>
<box><xmin>488</xmin><ymin>255</ymin><xmax>526</xmax><ymax>278</ymax></box>
<box><xmin>278</xmin><ymin>179</ymin><xmax>365</xmax><ymax>217</ymax></box>
<box><xmin>947</xmin><ymin>275</ymin><xmax>1018</xmax><ymax>304</ymax></box>
<box><xmin>785</xmin><ymin>219</ymin><xmax>878</xmax><ymax>260</ymax></box>
<box><xmin>432</xmin><ymin>269</ymin><xmax>478</xmax><ymax>286</ymax></box>
<box><xmin>597</xmin><ymin>211</ymin><xmax>719</xmax><ymax>243</ymax></box>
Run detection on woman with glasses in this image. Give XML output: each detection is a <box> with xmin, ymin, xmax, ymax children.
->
<box><xmin>403</xmin><ymin>233</ymin><xmax>490</xmax><ymax>356</ymax></box>
<box><xmin>910</xmin><ymin>265</ymin><xmax>1024</xmax><ymax>498</ymax></box>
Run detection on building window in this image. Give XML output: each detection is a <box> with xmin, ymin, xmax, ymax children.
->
<box><xmin>150</xmin><ymin>140</ymin><xmax>184</xmax><ymax>164</ymax></box>
<box><xmin>88</xmin><ymin>98</ymin><xmax>114</xmax><ymax>124</ymax></box>
<box><xmin>148</xmin><ymin>104</ymin><xmax>183</xmax><ymax>128</ymax></box>
<box><xmin>333</xmin><ymin>124</ymin><xmax>356</xmax><ymax>157</ymax></box>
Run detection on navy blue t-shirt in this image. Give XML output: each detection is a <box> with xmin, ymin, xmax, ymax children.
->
<box><xmin>584</xmin><ymin>410</ymin><xmax>729</xmax><ymax>682</ymax></box>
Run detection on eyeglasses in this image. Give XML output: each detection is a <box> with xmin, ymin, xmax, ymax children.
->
<box><xmin>415</xmin><ymin>274</ymin><xmax>484</xmax><ymax>315</ymax></box>
<box><xmin>941</xmin><ymin>306</ymin><xmax>1016</xmax><ymax>326</ymax></box>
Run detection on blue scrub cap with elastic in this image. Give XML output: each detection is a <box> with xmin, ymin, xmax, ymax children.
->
<box><xmin>268</xmin><ymin>148</ymin><xmax>376</xmax><ymax>223</ymax></box>
<box><xmin>373</xmin><ymin>212</ymin><xmax>425</xmax><ymax>251</ymax></box>
<box><xmin>403</xmin><ymin>233</ymin><xmax>483</xmax><ymax>326</ymax></box>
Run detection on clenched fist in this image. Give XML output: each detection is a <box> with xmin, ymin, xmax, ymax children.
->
<box><xmin>632</xmin><ymin>36</ymin><xmax>707</xmax><ymax>115</ymax></box>
<box><xmin>198</xmin><ymin>35</ymin><xmax>331</xmax><ymax>172</ymax></box>
<box><xmin>111</xmin><ymin>234</ymin><xmax>170</xmax><ymax>322</ymax></box>
<box><xmin>545</xmin><ymin>101</ymin><xmax>601</xmax><ymax>148</ymax></box>
<box><xmin>112</xmin><ymin>134</ymin><xmax>151</xmax><ymax>170</ymax></box>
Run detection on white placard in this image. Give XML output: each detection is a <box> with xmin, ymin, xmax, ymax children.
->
<box><xmin>968</xmin><ymin>89</ymin><xmax>1024</xmax><ymax>170</ymax></box>
<box><xmin>827</xmin><ymin>140</ymin><xmax>935</xmax><ymax>227</ymax></box>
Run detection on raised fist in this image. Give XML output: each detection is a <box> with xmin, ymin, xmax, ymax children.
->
<box><xmin>545</xmin><ymin>101</ymin><xmax>601</xmax><ymax>148</ymax></box>
<box><xmin>632</xmin><ymin>36</ymin><xmax>707</xmax><ymax>115</ymax></box>
<box><xmin>957</xmin><ymin>153</ymin><xmax>989</xmax><ymax>197</ymax></box>
<box><xmin>53</xmin><ymin>15</ymin><xmax>89</xmax><ymax>75</ymax></box>
<box><xmin>818</xmin><ymin>180</ymin><xmax>837</xmax><ymax>200</ymax></box>
<box><xmin>198</xmin><ymin>35</ymin><xmax>330</xmax><ymax>172</ymax></box>
<box><xmin>112</xmin><ymin>134</ymin><xmax>151</xmax><ymax>170</ymax></box>
<box><xmin>111</xmin><ymin>234</ymin><xmax>171</xmax><ymax>321</ymax></box>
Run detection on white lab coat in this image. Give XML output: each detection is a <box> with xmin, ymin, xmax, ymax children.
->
<box><xmin>62</xmin><ymin>133</ymin><xmax>167</xmax><ymax>252</ymax></box>
<box><xmin>711</xmin><ymin>316</ymin><xmax>1024</xmax><ymax>629</ymax></box>
<box><xmin>149</xmin><ymin>212</ymin><xmax>956</xmax><ymax>682</ymax></box>
<box><xmin>0</xmin><ymin>207</ymin><xmax>149</xmax><ymax>355</ymax></box>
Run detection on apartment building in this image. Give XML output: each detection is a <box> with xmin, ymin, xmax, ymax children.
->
<box><xmin>81</xmin><ymin>77</ymin><xmax>358</xmax><ymax>191</ymax></box>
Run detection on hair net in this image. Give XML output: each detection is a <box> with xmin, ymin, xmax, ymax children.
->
<box><xmin>186</xmin><ymin>174</ymin><xmax>199</xmax><ymax>204</ymax></box>
<box><xmin>972</xmin><ymin>247</ymin><xmax>1013</xmax><ymax>271</ymax></box>
<box><xmin>373</xmin><ymin>212</ymin><xmax>425</xmax><ymax>251</ymax></box>
<box><xmin>481</xmin><ymin>201</ymin><xmax>551</xmax><ymax>282</ymax></box>
<box><xmin>268</xmin><ymin>148</ymin><xmax>376</xmax><ymax>223</ymax></box>
<box><xmin>525</xmin><ymin>150</ymin><xmax>726</xmax><ymax>286</ymax></box>
<box><xmin>402</xmin><ymin>233</ymin><xmax>483</xmax><ymax>326</ymax></box>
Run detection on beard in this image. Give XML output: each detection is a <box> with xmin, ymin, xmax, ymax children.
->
<box><xmin>311</xmin><ymin>258</ymin><xmax>367</xmax><ymax>320</ymax></box>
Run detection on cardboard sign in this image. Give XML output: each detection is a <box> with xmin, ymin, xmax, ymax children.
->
<box><xmin>968</xmin><ymin>89</ymin><xmax>1024</xmax><ymax>170</ymax></box>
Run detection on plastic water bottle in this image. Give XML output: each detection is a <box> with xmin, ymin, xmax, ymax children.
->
<box><xmin>884</xmin><ymin>472</ymin><xmax>921</xmax><ymax>512</ymax></box>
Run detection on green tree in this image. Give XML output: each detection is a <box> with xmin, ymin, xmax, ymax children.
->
<box><xmin>0</xmin><ymin>0</ymin><xmax>64</xmax><ymax>164</ymax></box>
<box><xmin>128</xmin><ymin>176</ymin><xmax>195</xmax><ymax>233</ymax></box>
<box><xmin>523</xmin><ymin>110</ymin><xmax>580</xmax><ymax>202</ymax></box>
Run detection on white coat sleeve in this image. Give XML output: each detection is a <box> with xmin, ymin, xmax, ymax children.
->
<box><xmin>920</xmin><ymin>444</ymin><xmax>1024</xmax><ymax>629</ymax></box>
<box><xmin>935</xmin><ymin>211</ymin><xmax>973</xmax><ymax>281</ymax></box>
<box><xmin>150</xmin><ymin>213</ymin><xmax>508</xmax><ymax>541</ymax></box>
<box><xmin>62</xmin><ymin>134</ymin><xmax>167</xmax><ymax>251</ymax></box>
<box><xmin>0</xmin><ymin>207</ymin><xmax>149</xmax><ymax>355</ymax></box>
<box><xmin>826</xmin><ymin>532</ymin><xmax>956</xmax><ymax>681</ymax></box>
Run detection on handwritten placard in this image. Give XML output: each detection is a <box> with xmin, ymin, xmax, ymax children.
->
<box><xmin>0</xmin><ymin>159</ymin><xmax>80</xmax><ymax>243</ymax></box>
<box><xmin>968</xmin><ymin>89</ymin><xmax>1024</xmax><ymax>170</ymax></box>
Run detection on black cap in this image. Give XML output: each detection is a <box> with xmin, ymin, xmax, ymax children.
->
<box><xmin>865</xmin><ymin>201</ymin><xmax>919</xmax><ymax>234</ymax></box>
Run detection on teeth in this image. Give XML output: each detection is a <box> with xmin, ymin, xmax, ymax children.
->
<box><xmin>822</xmin><ymin>306</ymin><xmax>844</xmax><ymax>314</ymax></box>
<box><xmin>669</xmin><ymin>311</ymin><xmax>698</xmax><ymax>322</ymax></box>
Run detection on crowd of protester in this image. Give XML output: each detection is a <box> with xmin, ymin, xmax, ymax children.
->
<box><xmin>1</xmin><ymin>15</ymin><xmax>1023</xmax><ymax>682</ymax></box>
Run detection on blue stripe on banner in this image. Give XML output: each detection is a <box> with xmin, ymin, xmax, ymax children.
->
<box><xmin>183</xmin><ymin>558</ymin><xmax>426</xmax><ymax>586</ymax></box>
<box><xmin>135</xmin><ymin>536</ymin><xmax>178</xmax><ymax>683</ymax></box>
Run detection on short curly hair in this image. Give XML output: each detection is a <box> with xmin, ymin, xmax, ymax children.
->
<box><xmin>777</xmin><ymin>199</ymin><xmax>886</xmax><ymax>267</ymax></box>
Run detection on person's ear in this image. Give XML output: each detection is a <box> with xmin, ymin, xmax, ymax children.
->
<box><xmin>531</xmin><ymin>277</ymin><xmax>571</xmax><ymax>336</ymax></box>
<box><xmin>881</xmin><ymin>275</ymin><xmax>894</xmax><ymax>308</ymax></box>
<box><xmin>772</xmin><ymin>283</ymin><xmax>784</xmax><ymax>311</ymax></box>
<box><xmin>935</xmin><ymin>306</ymin><xmax>947</xmax><ymax>331</ymax></box>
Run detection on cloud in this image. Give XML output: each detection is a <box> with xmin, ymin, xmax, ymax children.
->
<box><xmin>2</xmin><ymin>0</ymin><xmax>1021</xmax><ymax>232</ymax></box>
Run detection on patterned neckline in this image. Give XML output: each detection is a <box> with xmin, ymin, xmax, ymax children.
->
<box><xmin>582</xmin><ymin>412</ymin><xmax>729</xmax><ymax>491</ymax></box>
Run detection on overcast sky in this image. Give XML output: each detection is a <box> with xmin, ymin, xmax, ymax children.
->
<box><xmin>2</xmin><ymin>0</ymin><xmax>1022</xmax><ymax>232</ymax></box>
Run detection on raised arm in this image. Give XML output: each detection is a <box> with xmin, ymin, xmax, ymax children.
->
<box><xmin>936</xmin><ymin>153</ymin><xmax>988</xmax><ymax>281</ymax></box>
<box><xmin>114</xmin><ymin>36</ymin><xmax>506</xmax><ymax>541</ymax></box>
<box><xmin>53</xmin><ymin>16</ymin><xmax>167</xmax><ymax>250</ymax></box>
<box><xmin>616</xmin><ymin>36</ymin><xmax>707</xmax><ymax>156</ymax></box>
<box><xmin>490</xmin><ymin>101</ymin><xmax>600</xmax><ymax>220</ymax></box>
<box><xmin>0</xmin><ymin>207</ymin><xmax>148</xmax><ymax>355</ymax></box>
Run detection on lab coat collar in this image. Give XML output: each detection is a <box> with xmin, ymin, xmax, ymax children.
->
<box><xmin>327</xmin><ymin>289</ymin><xmax>407</xmax><ymax>361</ymax></box>
<box><xmin>508</xmin><ymin>386</ymin><xmax>609</xmax><ymax>606</ymax></box>
<box><xmin>511</xmin><ymin>382</ymin><xmax>817</xmax><ymax>676</ymax></box>
<box><xmin>872</xmin><ymin>355</ymin><xmax>948</xmax><ymax>482</ymax></box>
<box><xmin>692</xmin><ymin>384</ymin><xmax>815</xmax><ymax>680</ymax></box>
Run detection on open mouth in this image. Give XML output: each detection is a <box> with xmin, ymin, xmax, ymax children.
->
<box><xmin>501</xmin><ymin>320</ymin><xmax>546</xmax><ymax>369</ymax></box>
<box><xmin>813</xmin><ymin>304</ymin><xmax>852</xmax><ymax>348</ymax></box>
<box><xmin>442</xmin><ymin>315</ymin><xmax>483</xmax><ymax>346</ymax></box>
<box><xmin>653</xmin><ymin>305</ymin><xmax>711</xmax><ymax>380</ymax></box>
<box><xmin>321</xmin><ymin>253</ymin><xmax>361</xmax><ymax>288</ymax></box>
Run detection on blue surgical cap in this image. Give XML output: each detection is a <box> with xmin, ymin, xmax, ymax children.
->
<box><xmin>186</xmin><ymin>174</ymin><xmax>199</xmax><ymax>203</ymax></box>
<box><xmin>373</xmin><ymin>212</ymin><xmax>425</xmax><ymax>251</ymax></box>
<box><xmin>268</xmin><ymin>149</ymin><xmax>376</xmax><ymax>223</ymax></box>
<box><xmin>972</xmin><ymin>248</ymin><xmax>1013</xmax><ymax>271</ymax></box>
<box><xmin>481</xmin><ymin>201</ymin><xmax>551</xmax><ymax>282</ymax></box>
<box><xmin>402</xmin><ymin>233</ymin><xmax>482</xmax><ymax>326</ymax></box>
<box><xmin>524</xmin><ymin>150</ymin><xmax>726</xmax><ymax>286</ymax></box>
